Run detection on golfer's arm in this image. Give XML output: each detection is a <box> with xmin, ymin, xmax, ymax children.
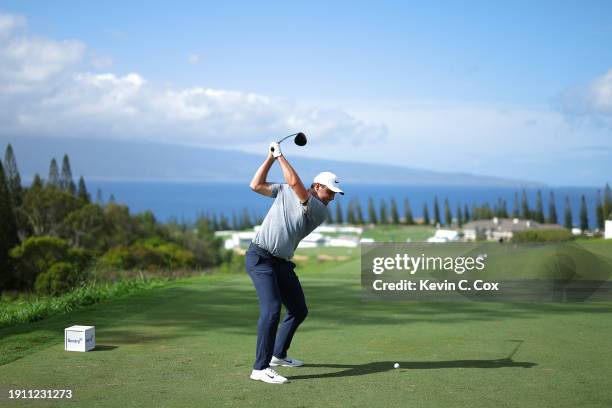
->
<box><xmin>249</xmin><ymin>156</ymin><xmax>275</xmax><ymax>196</ymax></box>
<box><xmin>277</xmin><ymin>156</ymin><xmax>309</xmax><ymax>203</ymax></box>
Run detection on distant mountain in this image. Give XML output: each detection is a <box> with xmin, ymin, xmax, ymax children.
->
<box><xmin>1</xmin><ymin>136</ymin><xmax>545</xmax><ymax>187</ymax></box>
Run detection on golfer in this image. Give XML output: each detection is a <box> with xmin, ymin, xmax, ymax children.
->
<box><xmin>247</xmin><ymin>141</ymin><xmax>344</xmax><ymax>384</ymax></box>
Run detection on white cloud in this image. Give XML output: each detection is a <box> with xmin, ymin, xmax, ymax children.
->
<box><xmin>0</xmin><ymin>13</ymin><xmax>84</xmax><ymax>92</ymax></box>
<box><xmin>556</xmin><ymin>68</ymin><xmax>612</xmax><ymax>124</ymax></box>
<box><xmin>1</xmin><ymin>11</ymin><xmax>608</xmax><ymax>185</ymax></box>
<box><xmin>589</xmin><ymin>69</ymin><xmax>612</xmax><ymax>113</ymax></box>
<box><xmin>0</xmin><ymin>13</ymin><xmax>25</xmax><ymax>37</ymax></box>
<box><xmin>0</xmin><ymin>12</ymin><xmax>387</xmax><ymax>148</ymax></box>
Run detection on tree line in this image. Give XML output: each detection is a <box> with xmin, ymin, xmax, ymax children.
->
<box><xmin>320</xmin><ymin>187</ymin><xmax>612</xmax><ymax>232</ymax></box>
<box><xmin>0</xmin><ymin>145</ymin><xmax>227</xmax><ymax>296</ymax></box>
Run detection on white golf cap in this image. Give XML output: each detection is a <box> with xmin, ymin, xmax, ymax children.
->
<box><xmin>313</xmin><ymin>171</ymin><xmax>344</xmax><ymax>195</ymax></box>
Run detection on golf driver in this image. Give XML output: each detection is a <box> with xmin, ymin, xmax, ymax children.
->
<box><xmin>279</xmin><ymin>132</ymin><xmax>307</xmax><ymax>146</ymax></box>
<box><xmin>270</xmin><ymin>132</ymin><xmax>307</xmax><ymax>154</ymax></box>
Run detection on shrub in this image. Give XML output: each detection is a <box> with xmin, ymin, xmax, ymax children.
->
<box><xmin>35</xmin><ymin>262</ymin><xmax>84</xmax><ymax>296</ymax></box>
<box><xmin>218</xmin><ymin>249</ymin><xmax>246</xmax><ymax>273</ymax></box>
<box><xmin>512</xmin><ymin>228</ymin><xmax>574</xmax><ymax>243</ymax></box>
<box><xmin>9</xmin><ymin>236</ymin><xmax>91</xmax><ymax>290</ymax></box>
<box><xmin>60</xmin><ymin>203</ymin><xmax>110</xmax><ymax>251</ymax></box>
<box><xmin>97</xmin><ymin>239</ymin><xmax>196</xmax><ymax>271</ymax></box>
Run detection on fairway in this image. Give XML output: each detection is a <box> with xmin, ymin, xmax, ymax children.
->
<box><xmin>2</xmin><ymin>255</ymin><xmax>612</xmax><ymax>407</ymax></box>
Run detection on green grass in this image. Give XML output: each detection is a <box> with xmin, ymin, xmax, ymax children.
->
<box><xmin>362</xmin><ymin>225</ymin><xmax>435</xmax><ymax>242</ymax></box>
<box><xmin>575</xmin><ymin>238</ymin><xmax>612</xmax><ymax>260</ymax></box>
<box><xmin>1</xmin><ymin>256</ymin><xmax>611</xmax><ymax>407</ymax></box>
<box><xmin>0</xmin><ymin>277</ymin><xmax>169</xmax><ymax>329</ymax></box>
<box><xmin>294</xmin><ymin>246</ymin><xmax>357</xmax><ymax>258</ymax></box>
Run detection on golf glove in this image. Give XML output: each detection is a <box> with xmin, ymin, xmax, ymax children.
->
<box><xmin>269</xmin><ymin>142</ymin><xmax>282</xmax><ymax>158</ymax></box>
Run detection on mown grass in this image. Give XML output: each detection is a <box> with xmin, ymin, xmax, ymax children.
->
<box><xmin>362</xmin><ymin>224</ymin><xmax>435</xmax><ymax>242</ymax></box>
<box><xmin>1</xmin><ymin>258</ymin><xmax>611</xmax><ymax>407</ymax></box>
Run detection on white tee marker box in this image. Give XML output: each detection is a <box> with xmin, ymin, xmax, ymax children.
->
<box><xmin>64</xmin><ymin>325</ymin><xmax>96</xmax><ymax>352</ymax></box>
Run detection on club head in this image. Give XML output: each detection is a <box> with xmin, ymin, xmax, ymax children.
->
<box><xmin>294</xmin><ymin>132</ymin><xmax>307</xmax><ymax>146</ymax></box>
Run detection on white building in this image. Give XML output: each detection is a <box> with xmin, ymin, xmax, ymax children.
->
<box><xmin>605</xmin><ymin>220</ymin><xmax>612</xmax><ymax>239</ymax></box>
<box><xmin>297</xmin><ymin>232</ymin><xmax>328</xmax><ymax>248</ymax></box>
<box><xmin>221</xmin><ymin>231</ymin><xmax>257</xmax><ymax>250</ymax></box>
<box><xmin>462</xmin><ymin>218</ymin><xmax>565</xmax><ymax>242</ymax></box>
<box><xmin>328</xmin><ymin>235</ymin><xmax>360</xmax><ymax>248</ymax></box>
<box><xmin>315</xmin><ymin>225</ymin><xmax>364</xmax><ymax>234</ymax></box>
<box><xmin>219</xmin><ymin>222</ymin><xmax>376</xmax><ymax>251</ymax></box>
<box><xmin>427</xmin><ymin>229</ymin><xmax>460</xmax><ymax>243</ymax></box>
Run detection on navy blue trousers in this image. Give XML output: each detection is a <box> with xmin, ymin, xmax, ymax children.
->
<box><xmin>246</xmin><ymin>243</ymin><xmax>308</xmax><ymax>370</ymax></box>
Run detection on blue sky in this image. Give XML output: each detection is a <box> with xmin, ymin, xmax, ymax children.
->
<box><xmin>1</xmin><ymin>1</ymin><xmax>612</xmax><ymax>185</ymax></box>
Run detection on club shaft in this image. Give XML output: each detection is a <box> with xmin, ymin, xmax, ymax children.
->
<box><xmin>278</xmin><ymin>133</ymin><xmax>298</xmax><ymax>144</ymax></box>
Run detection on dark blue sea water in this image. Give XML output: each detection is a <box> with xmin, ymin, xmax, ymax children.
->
<box><xmin>85</xmin><ymin>181</ymin><xmax>605</xmax><ymax>229</ymax></box>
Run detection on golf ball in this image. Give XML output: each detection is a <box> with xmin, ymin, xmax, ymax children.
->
<box><xmin>394</xmin><ymin>363</ymin><xmax>400</xmax><ymax>369</ymax></box>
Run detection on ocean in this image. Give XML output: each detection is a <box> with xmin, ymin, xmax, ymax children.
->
<box><xmin>84</xmin><ymin>181</ymin><xmax>605</xmax><ymax>229</ymax></box>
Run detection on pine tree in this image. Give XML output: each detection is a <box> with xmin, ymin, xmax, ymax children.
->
<box><xmin>241</xmin><ymin>208</ymin><xmax>252</xmax><ymax>229</ymax></box>
<box><xmin>521</xmin><ymin>189</ymin><xmax>530</xmax><ymax>220</ymax></box>
<box><xmin>346</xmin><ymin>199</ymin><xmax>356</xmax><ymax>225</ymax></box>
<box><xmin>547</xmin><ymin>191</ymin><xmax>558</xmax><ymax>225</ymax></box>
<box><xmin>512</xmin><ymin>192</ymin><xmax>520</xmax><ymax>218</ymax></box>
<box><xmin>604</xmin><ymin>183</ymin><xmax>612</xmax><ymax>220</ymax></box>
<box><xmin>68</xmin><ymin>180</ymin><xmax>77</xmax><ymax>196</ymax></box>
<box><xmin>595</xmin><ymin>190</ymin><xmax>604</xmax><ymax>230</ymax></box>
<box><xmin>0</xmin><ymin>161</ymin><xmax>19</xmax><ymax>290</ymax></box>
<box><xmin>32</xmin><ymin>174</ymin><xmax>43</xmax><ymax>190</ymax></box>
<box><xmin>390</xmin><ymin>198</ymin><xmax>400</xmax><ymax>225</ymax></box>
<box><xmin>368</xmin><ymin>198</ymin><xmax>378</xmax><ymax>224</ymax></box>
<box><xmin>48</xmin><ymin>158</ymin><xmax>60</xmax><ymax>188</ymax></box>
<box><xmin>534</xmin><ymin>190</ymin><xmax>544</xmax><ymax>223</ymax></box>
<box><xmin>423</xmin><ymin>203</ymin><xmax>430</xmax><ymax>225</ymax></box>
<box><xmin>464</xmin><ymin>204</ymin><xmax>470</xmax><ymax>222</ymax></box>
<box><xmin>335</xmin><ymin>201</ymin><xmax>344</xmax><ymax>224</ymax></box>
<box><xmin>355</xmin><ymin>199</ymin><xmax>365</xmax><ymax>225</ymax></box>
<box><xmin>433</xmin><ymin>196</ymin><xmax>441</xmax><ymax>226</ymax></box>
<box><xmin>60</xmin><ymin>154</ymin><xmax>74</xmax><ymax>192</ymax></box>
<box><xmin>77</xmin><ymin>176</ymin><xmax>90</xmax><ymax>203</ymax></box>
<box><xmin>579</xmin><ymin>195</ymin><xmax>589</xmax><ymax>232</ymax></box>
<box><xmin>379</xmin><ymin>199</ymin><xmax>388</xmax><ymax>224</ymax></box>
<box><xmin>564</xmin><ymin>196</ymin><xmax>573</xmax><ymax>230</ymax></box>
<box><xmin>231</xmin><ymin>211</ymin><xmax>238</xmax><ymax>230</ymax></box>
<box><xmin>109</xmin><ymin>194</ymin><xmax>116</xmax><ymax>204</ymax></box>
<box><xmin>403</xmin><ymin>199</ymin><xmax>414</xmax><ymax>225</ymax></box>
<box><xmin>457</xmin><ymin>204</ymin><xmax>463</xmax><ymax>227</ymax></box>
<box><xmin>219</xmin><ymin>214</ymin><xmax>229</xmax><ymax>230</ymax></box>
<box><xmin>96</xmin><ymin>188</ymin><xmax>103</xmax><ymax>204</ymax></box>
<box><xmin>501</xmin><ymin>199</ymin><xmax>509</xmax><ymax>218</ymax></box>
<box><xmin>494</xmin><ymin>198</ymin><xmax>502</xmax><ymax>218</ymax></box>
<box><xmin>444</xmin><ymin>198</ymin><xmax>452</xmax><ymax>226</ymax></box>
<box><xmin>4</xmin><ymin>144</ymin><xmax>23</xmax><ymax>206</ymax></box>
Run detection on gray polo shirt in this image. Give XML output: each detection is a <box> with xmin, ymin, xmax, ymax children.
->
<box><xmin>252</xmin><ymin>183</ymin><xmax>328</xmax><ymax>260</ymax></box>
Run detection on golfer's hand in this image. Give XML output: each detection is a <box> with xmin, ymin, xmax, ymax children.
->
<box><xmin>269</xmin><ymin>142</ymin><xmax>282</xmax><ymax>158</ymax></box>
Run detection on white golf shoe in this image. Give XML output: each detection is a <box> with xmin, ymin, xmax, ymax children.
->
<box><xmin>270</xmin><ymin>356</ymin><xmax>304</xmax><ymax>367</ymax></box>
<box><xmin>249</xmin><ymin>367</ymin><xmax>289</xmax><ymax>384</ymax></box>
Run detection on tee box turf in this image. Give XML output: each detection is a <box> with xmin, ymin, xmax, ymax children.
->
<box><xmin>64</xmin><ymin>325</ymin><xmax>96</xmax><ymax>352</ymax></box>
